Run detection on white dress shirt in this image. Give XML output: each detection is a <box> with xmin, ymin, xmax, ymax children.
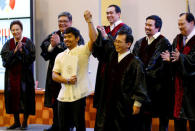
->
<box><xmin>53</xmin><ymin>43</ymin><xmax>93</xmax><ymax>102</ymax></box>
<box><xmin>146</xmin><ymin>32</ymin><xmax>161</xmax><ymax>45</ymax></box>
<box><xmin>110</xmin><ymin>20</ymin><xmax>123</xmax><ymax>31</ymax></box>
<box><xmin>185</xmin><ymin>27</ymin><xmax>195</xmax><ymax>45</ymax></box>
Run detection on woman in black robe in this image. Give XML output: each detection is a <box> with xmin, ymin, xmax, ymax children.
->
<box><xmin>1</xmin><ymin>20</ymin><xmax>35</xmax><ymax>130</ymax></box>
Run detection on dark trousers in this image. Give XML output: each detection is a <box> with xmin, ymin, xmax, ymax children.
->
<box><xmin>174</xmin><ymin>119</ymin><xmax>195</xmax><ymax>131</ymax></box>
<box><xmin>52</xmin><ymin>100</ymin><xmax>59</xmax><ymax>130</ymax></box>
<box><xmin>58</xmin><ymin>97</ymin><xmax>86</xmax><ymax>131</ymax></box>
<box><xmin>104</xmin><ymin>114</ymin><xmax>143</xmax><ymax>131</ymax></box>
<box><xmin>13</xmin><ymin>113</ymin><xmax>28</xmax><ymax>125</ymax></box>
<box><xmin>141</xmin><ymin>114</ymin><xmax>169</xmax><ymax>131</ymax></box>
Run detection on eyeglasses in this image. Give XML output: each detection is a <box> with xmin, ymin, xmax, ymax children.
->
<box><xmin>58</xmin><ymin>20</ymin><xmax>70</xmax><ymax>23</ymax></box>
<box><xmin>114</xmin><ymin>40</ymin><xmax>125</xmax><ymax>44</ymax></box>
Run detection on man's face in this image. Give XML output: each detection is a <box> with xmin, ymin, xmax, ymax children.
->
<box><xmin>11</xmin><ymin>24</ymin><xmax>22</xmax><ymax>41</ymax></box>
<box><xmin>114</xmin><ymin>34</ymin><xmax>131</xmax><ymax>54</ymax></box>
<box><xmin>106</xmin><ymin>6</ymin><xmax>120</xmax><ymax>25</ymax></box>
<box><xmin>145</xmin><ymin>19</ymin><xmax>159</xmax><ymax>37</ymax></box>
<box><xmin>178</xmin><ymin>14</ymin><xmax>194</xmax><ymax>36</ymax></box>
<box><xmin>64</xmin><ymin>33</ymin><xmax>79</xmax><ymax>50</ymax></box>
<box><xmin>58</xmin><ymin>16</ymin><xmax>72</xmax><ymax>32</ymax></box>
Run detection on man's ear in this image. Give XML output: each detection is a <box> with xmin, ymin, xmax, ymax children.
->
<box><xmin>76</xmin><ymin>36</ymin><xmax>80</xmax><ymax>42</ymax></box>
<box><xmin>117</xmin><ymin>13</ymin><xmax>121</xmax><ymax>19</ymax></box>
<box><xmin>127</xmin><ymin>42</ymin><xmax>132</xmax><ymax>49</ymax></box>
<box><xmin>190</xmin><ymin>21</ymin><xmax>195</xmax><ymax>26</ymax></box>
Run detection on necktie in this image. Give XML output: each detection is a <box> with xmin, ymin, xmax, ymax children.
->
<box><xmin>183</xmin><ymin>36</ymin><xmax>187</xmax><ymax>46</ymax></box>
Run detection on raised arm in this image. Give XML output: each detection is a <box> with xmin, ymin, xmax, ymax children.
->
<box><xmin>84</xmin><ymin>10</ymin><xmax>97</xmax><ymax>51</ymax></box>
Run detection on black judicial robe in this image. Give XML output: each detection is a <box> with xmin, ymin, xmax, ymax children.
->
<box><xmin>92</xmin><ymin>23</ymin><xmax>132</xmax><ymax>108</ymax></box>
<box><xmin>133</xmin><ymin>35</ymin><xmax>174</xmax><ymax>117</ymax></box>
<box><xmin>93</xmin><ymin>31</ymin><xmax>148</xmax><ymax>131</ymax></box>
<box><xmin>1</xmin><ymin>37</ymin><xmax>35</xmax><ymax>114</ymax></box>
<box><xmin>40</xmin><ymin>30</ymin><xmax>66</xmax><ymax>107</ymax></box>
<box><xmin>172</xmin><ymin>34</ymin><xmax>195</xmax><ymax>120</ymax></box>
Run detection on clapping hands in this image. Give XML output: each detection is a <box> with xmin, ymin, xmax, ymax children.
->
<box><xmin>161</xmin><ymin>48</ymin><xmax>180</xmax><ymax>62</ymax></box>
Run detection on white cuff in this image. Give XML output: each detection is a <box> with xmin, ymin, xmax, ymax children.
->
<box><xmin>133</xmin><ymin>101</ymin><xmax>142</xmax><ymax>107</ymax></box>
<box><xmin>48</xmin><ymin>44</ymin><xmax>54</xmax><ymax>52</ymax></box>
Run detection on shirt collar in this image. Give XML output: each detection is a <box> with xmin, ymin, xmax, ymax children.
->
<box><xmin>65</xmin><ymin>45</ymin><xmax>78</xmax><ymax>54</ymax></box>
<box><xmin>118</xmin><ymin>50</ymin><xmax>130</xmax><ymax>63</ymax></box>
<box><xmin>186</xmin><ymin>27</ymin><xmax>195</xmax><ymax>43</ymax></box>
<box><xmin>146</xmin><ymin>32</ymin><xmax>161</xmax><ymax>45</ymax></box>
<box><xmin>14</xmin><ymin>36</ymin><xmax>23</xmax><ymax>43</ymax></box>
<box><xmin>146</xmin><ymin>32</ymin><xmax>161</xmax><ymax>40</ymax></box>
<box><xmin>110</xmin><ymin>20</ymin><xmax>122</xmax><ymax>31</ymax></box>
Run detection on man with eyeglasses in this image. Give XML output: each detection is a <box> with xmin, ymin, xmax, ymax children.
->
<box><xmin>85</xmin><ymin>10</ymin><xmax>148</xmax><ymax>131</ymax></box>
<box><xmin>40</xmin><ymin>11</ymin><xmax>84</xmax><ymax>131</ymax></box>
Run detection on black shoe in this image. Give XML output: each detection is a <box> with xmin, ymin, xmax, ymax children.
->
<box><xmin>20</xmin><ymin>122</ymin><xmax>28</xmax><ymax>130</ymax></box>
<box><xmin>43</xmin><ymin>126</ymin><xmax>59</xmax><ymax>131</ymax></box>
<box><xmin>7</xmin><ymin>123</ymin><xmax>21</xmax><ymax>129</ymax></box>
<box><xmin>43</xmin><ymin>126</ymin><xmax>53</xmax><ymax>131</ymax></box>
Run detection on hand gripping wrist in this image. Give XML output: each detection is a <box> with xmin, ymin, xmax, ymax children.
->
<box><xmin>67</xmin><ymin>79</ymin><xmax>70</xmax><ymax>84</ymax></box>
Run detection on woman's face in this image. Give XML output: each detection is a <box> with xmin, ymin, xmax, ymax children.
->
<box><xmin>11</xmin><ymin>24</ymin><xmax>23</xmax><ymax>41</ymax></box>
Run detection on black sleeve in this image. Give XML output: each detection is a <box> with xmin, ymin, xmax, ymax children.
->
<box><xmin>1</xmin><ymin>40</ymin><xmax>21</xmax><ymax>68</ymax></box>
<box><xmin>172</xmin><ymin>37</ymin><xmax>195</xmax><ymax>77</ymax></box>
<box><xmin>130</xmin><ymin>59</ymin><xmax>148</xmax><ymax>104</ymax></box>
<box><xmin>92</xmin><ymin>29</ymin><xmax>115</xmax><ymax>62</ymax></box>
<box><xmin>132</xmin><ymin>40</ymin><xmax>141</xmax><ymax>56</ymax></box>
<box><xmin>146</xmin><ymin>38</ymin><xmax>171</xmax><ymax>79</ymax></box>
<box><xmin>21</xmin><ymin>38</ymin><xmax>35</xmax><ymax>66</ymax></box>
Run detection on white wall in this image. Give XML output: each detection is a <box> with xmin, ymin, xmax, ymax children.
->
<box><xmin>121</xmin><ymin>0</ymin><xmax>195</xmax><ymax>44</ymax></box>
<box><xmin>35</xmin><ymin>0</ymin><xmax>195</xmax><ymax>89</ymax></box>
<box><xmin>35</xmin><ymin>0</ymin><xmax>100</xmax><ymax>89</ymax></box>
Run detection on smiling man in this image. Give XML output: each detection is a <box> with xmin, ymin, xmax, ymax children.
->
<box><xmin>85</xmin><ymin>10</ymin><xmax>148</xmax><ymax>131</ymax></box>
<box><xmin>92</xmin><ymin>5</ymin><xmax>132</xmax><ymax>114</ymax></box>
<box><xmin>40</xmin><ymin>11</ymin><xmax>85</xmax><ymax>131</ymax></box>
<box><xmin>133</xmin><ymin>15</ymin><xmax>172</xmax><ymax>131</ymax></box>
<box><xmin>51</xmin><ymin>11</ymin><xmax>96</xmax><ymax>131</ymax></box>
<box><xmin>96</xmin><ymin>4</ymin><xmax>132</xmax><ymax>41</ymax></box>
<box><xmin>161</xmin><ymin>13</ymin><xmax>195</xmax><ymax>131</ymax></box>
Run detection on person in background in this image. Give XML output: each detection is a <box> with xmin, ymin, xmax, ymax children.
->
<box><xmin>40</xmin><ymin>11</ymin><xmax>84</xmax><ymax>131</ymax></box>
<box><xmin>1</xmin><ymin>20</ymin><xmax>35</xmax><ymax>130</ymax></box>
<box><xmin>92</xmin><ymin>4</ymin><xmax>132</xmax><ymax>114</ymax></box>
<box><xmin>133</xmin><ymin>15</ymin><xmax>173</xmax><ymax>131</ymax></box>
<box><xmin>161</xmin><ymin>12</ymin><xmax>195</xmax><ymax>131</ymax></box>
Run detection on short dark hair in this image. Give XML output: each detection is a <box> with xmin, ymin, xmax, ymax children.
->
<box><xmin>10</xmin><ymin>20</ymin><xmax>23</xmax><ymax>31</ymax></box>
<box><xmin>179</xmin><ymin>13</ymin><xmax>195</xmax><ymax>25</ymax></box>
<box><xmin>117</xmin><ymin>28</ymin><xmax>134</xmax><ymax>43</ymax></box>
<box><xmin>78</xmin><ymin>34</ymin><xmax>84</xmax><ymax>45</ymax></box>
<box><xmin>146</xmin><ymin>15</ymin><xmax>162</xmax><ymax>31</ymax></box>
<box><xmin>65</xmin><ymin>27</ymin><xmax>80</xmax><ymax>39</ymax></box>
<box><xmin>108</xmin><ymin>4</ymin><xmax>121</xmax><ymax>13</ymax></box>
<box><xmin>58</xmin><ymin>11</ymin><xmax>72</xmax><ymax>21</ymax></box>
